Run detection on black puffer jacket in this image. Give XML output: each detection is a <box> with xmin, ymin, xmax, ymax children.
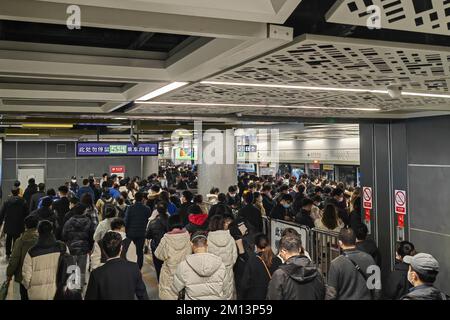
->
<box><xmin>124</xmin><ymin>202</ymin><xmax>151</xmax><ymax>239</ymax></box>
<box><xmin>62</xmin><ymin>214</ymin><xmax>95</xmax><ymax>255</ymax></box>
<box><xmin>146</xmin><ymin>215</ymin><xmax>168</xmax><ymax>251</ymax></box>
<box><xmin>401</xmin><ymin>285</ymin><xmax>447</xmax><ymax>300</ymax></box>
<box><xmin>31</xmin><ymin>207</ymin><xmax>58</xmax><ymax>232</ymax></box>
<box><xmin>383</xmin><ymin>260</ymin><xmax>411</xmax><ymax>300</ymax></box>
<box><xmin>267</xmin><ymin>255</ymin><xmax>326</xmax><ymax>300</ymax></box>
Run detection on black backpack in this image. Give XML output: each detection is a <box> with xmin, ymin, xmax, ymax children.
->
<box><xmin>54</xmin><ymin>251</ymin><xmax>83</xmax><ymax>300</ymax></box>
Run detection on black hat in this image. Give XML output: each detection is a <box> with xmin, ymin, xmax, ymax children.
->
<box><xmin>188</xmin><ymin>204</ymin><xmax>202</xmax><ymax>215</ymax></box>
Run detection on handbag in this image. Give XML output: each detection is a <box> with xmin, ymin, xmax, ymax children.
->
<box><xmin>178</xmin><ymin>288</ymin><xmax>186</xmax><ymax>300</ymax></box>
<box><xmin>257</xmin><ymin>256</ymin><xmax>272</xmax><ymax>279</ymax></box>
<box><xmin>0</xmin><ymin>281</ymin><xmax>9</xmax><ymax>300</ymax></box>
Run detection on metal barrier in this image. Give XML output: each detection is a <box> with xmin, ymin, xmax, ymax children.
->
<box><xmin>309</xmin><ymin>228</ymin><xmax>340</xmax><ymax>281</ymax></box>
<box><xmin>262</xmin><ymin>216</ymin><xmax>340</xmax><ymax>281</ymax></box>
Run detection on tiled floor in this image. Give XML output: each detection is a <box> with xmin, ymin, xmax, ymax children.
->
<box><xmin>0</xmin><ymin>239</ymin><xmax>160</xmax><ymax>300</ymax></box>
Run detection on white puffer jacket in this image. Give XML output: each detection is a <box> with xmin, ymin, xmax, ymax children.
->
<box><xmin>155</xmin><ymin>230</ymin><xmax>192</xmax><ymax>300</ymax></box>
<box><xmin>207</xmin><ymin>230</ymin><xmax>238</xmax><ymax>300</ymax></box>
<box><xmin>173</xmin><ymin>253</ymin><xmax>226</xmax><ymax>300</ymax></box>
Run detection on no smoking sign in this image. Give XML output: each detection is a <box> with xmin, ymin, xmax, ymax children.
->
<box><xmin>363</xmin><ymin>186</ymin><xmax>372</xmax><ymax>210</ymax></box>
<box><xmin>395</xmin><ymin>190</ymin><xmax>407</xmax><ymax>215</ymax></box>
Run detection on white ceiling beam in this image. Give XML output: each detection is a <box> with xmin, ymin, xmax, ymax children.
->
<box><xmin>0</xmin><ymin>84</ymin><xmax>126</xmax><ymax>102</ymax></box>
<box><xmin>0</xmin><ymin>104</ymin><xmax>103</xmax><ymax>113</ymax></box>
<box><xmin>36</xmin><ymin>0</ymin><xmax>302</xmax><ymax>24</ymax></box>
<box><xmin>166</xmin><ymin>25</ymin><xmax>294</xmax><ymax>81</ymax></box>
<box><xmin>1</xmin><ymin>0</ymin><xmax>268</xmax><ymax>40</ymax></box>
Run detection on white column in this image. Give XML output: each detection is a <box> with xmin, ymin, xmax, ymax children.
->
<box><xmin>142</xmin><ymin>156</ymin><xmax>159</xmax><ymax>178</ymax></box>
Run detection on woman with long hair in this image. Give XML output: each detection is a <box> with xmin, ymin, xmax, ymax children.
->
<box><xmin>240</xmin><ymin>233</ymin><xmax>282</xmax><ymax>300</ymax></box>
<box><xmin>315</xmin><ymin>204</ymin><xmax>344</xmax><ymax>232</ymax></box>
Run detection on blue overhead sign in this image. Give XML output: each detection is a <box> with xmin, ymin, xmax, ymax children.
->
<box><xmin>77</xmin><ymin>142</ymin><xmax>158</xmax><ymax>156</ymax></box>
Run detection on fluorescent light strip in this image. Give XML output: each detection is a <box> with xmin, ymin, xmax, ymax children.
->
<box><xmin>402</xmin><ymin>92</ymin><xmax>450</xmax><ymax>99</ymax></box>
<box><xmin>136</xmin><ymin>82</ymin><xmax>188</xmax><ymax>101</ymax></box>
<box><xmin>201</xmin><ymin>81</ymin><xmax>388</xmax><ymax>94</ymax></box>
<box><xmin>22</xmin><ymin>124</ymin><xmax>73</xmax><ymax>129</ymax></box>
<box><xmin>138</xmin><ymin>101</ymin><xmax>380</xmax><ymax>111</ymax></box>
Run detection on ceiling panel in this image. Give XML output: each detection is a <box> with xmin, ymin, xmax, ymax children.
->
<box><xmin>326</xmin><ymin>0</ymin><xmax>450</xmax><ymax>37</ymax></box>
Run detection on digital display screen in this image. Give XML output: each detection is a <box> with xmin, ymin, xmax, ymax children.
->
<box><xmin>175</xmin><ymin>147</ymin><xmax>196</xmax><ymax>160</ymax></box>
<box><xmin>77</xmin><ymin>142</ymin><xmax>158</xmax><ymax>156</ymax></box>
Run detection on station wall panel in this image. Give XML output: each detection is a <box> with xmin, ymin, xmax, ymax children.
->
<box><xmin>17</xmin><ymin>141</ymin><xmax>45</xmax><ymax>158</ymax></box>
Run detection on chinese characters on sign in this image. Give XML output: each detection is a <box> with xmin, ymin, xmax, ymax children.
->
<box><xmin>77</xmin><ymin>143</ymin><xmax>158</xmax><ymax>156</ymax></box>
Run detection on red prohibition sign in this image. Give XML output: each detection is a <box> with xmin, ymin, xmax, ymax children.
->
<box><xmin>363</xmin><ymin>188</ymin><xmax>372</xmax><ymax>201</ymax></box>
<box><xmin>395</xmin><ymin>191</ymin><xmax>406</xmax><ymax>206</ymax></box>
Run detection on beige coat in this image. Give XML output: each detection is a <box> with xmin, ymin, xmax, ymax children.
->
<box><xmin>22</xmin><ymin>241</ymin><xmax>66</xmax><ymax>300</ymax></box>
<box><xmin>154</xmin><ymin>231</ymin><xmax>192</xmax><ymax>300</ymax></box>
<box><xmin>207</xmin><ymin>230</ymin><xmax>238</xmax><ymax>300</ymax></box>
<box><xmin>173</xmin><ymin>253</ymin><xmax>226</xmax><ymax>300</ymax></box>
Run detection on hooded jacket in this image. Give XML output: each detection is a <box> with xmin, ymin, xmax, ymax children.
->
<box><xmin>155</xmin><ymin>230</ymin><xmax>192</xmax><ymax>300</ymax></box>
<box><xmin>62</xmin><ymin>214</ymin><xmax>95</xmax><ymax>255</ymax></box>
<box><xmin>401</xmin><ymin>284</ymin><xmax>447</xmax><ymax>300</ymax></box>
<box><xmin>207</xmin><ymin>230</ymin><xmax>238</xmax><ymax>300</ymax></box>
<box><xmin>0</xmin><ymin>196</ymin><xmax>28</xmax><ymax>235</ymax></box>
<box><xmin>173</xmin><ymin>252</ymin><xmax>226</xmax><ymax>300</ymax></box>
<box><xmin>22</xmin><ymin>235</ymin><xmax>67</xmax><ymax>300</ymax></box>
<box><xmin>7</xmin><ymin>228</ymin><xmax>38</xmax><ymax>283</ymax></box>
<box><xmin>267</xmin><ymin>255</ymin><xmax>326</xmax><ymax>300</ymax></box>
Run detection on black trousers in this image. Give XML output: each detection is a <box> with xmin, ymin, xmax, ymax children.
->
<box><xmin>151</xmin><ymin>249</ymin><xmax>163</xmax><ymax>281</ymax></box>
<box><xmin>19</xmin><ymin>284</ymin><xmax>29</xmax><ymax>300</ymax></box>
<box><xmin>5</xmin><ymin>233</ymin><xmax>20</xmax><ymax>256</ymax></box>
<box><xmin>130</xmin><ymin>237</ymin><xmax>145</xmax><ymax>269</ymax></box>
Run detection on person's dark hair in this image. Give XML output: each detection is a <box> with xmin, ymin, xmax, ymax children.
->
<box><xmin>280</xmin><ymin>193</ymin><xmax>293</xmax><ymax>203</ymax></box>
<box><xmin>255</xmin><ymin>233</ymin><xmax>273</xmax><ymax>268</ymax></box>
<box><xmin>193</xmin><ymin>194</ymin><xmax>203</xmax><ymax>204</ymax></box>
<box><xmin>156</xmin><ymin>202</ymin><xmax>168</xmax><ymax>216</ymax></box>
<box><xmin>46</xmin><ymin>188</ymin><xmax>56</xmax><ymax>197</ymax></box>
<box><xmin>134</xmin><ymin>192</ymin><xmax>146</xmax><ymax>202</ymax></box>
<box><xmin>104</xmin><ymin>206</ymin><xmax>117</xmax><ymax>219</ymax></box>
<box><xmin>102</xmin><ymin>173</ymin><xmax>109</xmax><ymax>178</ymax></box>
<box><xmin>80</xmin><ymin>193</ymin><xmax>94</xmax><ymax>209</ymax></box>
<box><xmin>188</xmin><ymin>204</ymin><xmax>202</xmax><ymax>215</ymax></box>
<box><xmin>281</xmin><ymin>227</ymin><xmax>299</xmax><ymax>238</ymax></box>
<box><xmin>150</xmin><ymin>185</ymin><xmax>161</xmax><ymax>193</ymax></box>
<box><xmin>82</xmin><ymin>178</ymin><xmax>89</xmax><ymax>186</ymax></box>
<box><xmin>69</xmin><ymin>197</ymin><xmax>80</xmax><ymax>205</ymax></box>
<box><xmin>353</xmin><ymin>197</ymin><xmax>361</xmax><ymax>212</ymax></box>
<box><xmin>279</xmin><ymin>235</ymin><xmax>301</xmax><ymax>253</ymax></box>
<box><xmin>322</xmin><ymin>204</ymin><xmax>339</xmax><ymax>230</ymax></box>
<box><xmin>159</xmin><ymin>190</ymin><xmax>170</xmax><ymax>203</ymax></box>
<box><xmin>102</xmin><ymin>231</ymin><xmax>123</xmax><ymax>258</ymax></box>
<box><xmin>228</xmin><ymin>185</ymin><xmax>237</xmax><ymax>193</ymax></box>
<box><xmin>24</xmin><ymin>214</ymin><xmax>39</xmax><ymax>229</ymax></box>
<box><xmin>168</xmin><ymin>215</ymin><xmax>184</xmax><ymax>231</ymax></box>
<box><xmin>314</xmin><ymin>186</ymin><xmax>323</xmax><ymax>194</ymax></box>
<box><xmin>301</xmin><ymin>198</ymin><xmax>314</xmax><ymax>207</ymax></box>
<box><xmin>38</xmin><ymin>220</ymin><xmax>54</xmax><ymax>235</ymax></box>
<box><xmin>191</xmin><ymin>231</ymin><xmax>208</xmax><ymax>247</ymax></box>
<box><xmin>262</xmin><ymin>184</ymin><xmax>272</xmax><ymax>192</ymax></box>
<box><xmin>28</xmin><ymin>178</ymin><xmax>36</xmax><ymax>185</ymax></box>
<box><xmin>339</xmin><ymin>228</ymin><xmax>356</xmax><ymax>246</ymax></box>
<box><xmin>73</xmin><ymin>203</ymin><xmax>87</xmax><ymax>216</ymax></box>
<box><xmin>210</xmin><ymin>187</ymin><xmax>219</xmax><ymax>194</ymax></box>
<box><xmin>253</xmin><ymin>191</ymin><xmax>261</xmax><ymax>203</ymax></box>
<box><xmin>355</xmin><ymin>223</ymin><xmax>369</xmax><ymax>240</ymax></box>
<box><xmin>332</xmin><ymin>188</ymin><xmax>344</xmax><ymax>197</ymax></box>
<box><xmin>312</xmin><ymin>195</ymin><xmax>322</xmax><ymax>203</ymax></box>
<box><xmin>397</xmin><ymin>241</ymin><xmax>415</xmax><ymax>258</ymax></box>
<box><xmin>14</xmin><ymin>180</ymin><xmax>20</xmax><ymax>187</ymax></box>
<box><xmin>214</xmin><ymin>204</ymin><xmax>229</xmax><ymax>217</ymax></box>
<box><xmin>279</xmin><ymin>185</ymin><xmax>289</xmax><ymax>193</ymax></box>
<box><xmin>208</xmin><ymin>215</ymin><xmax>225</xmax><ymax>231</ymax></box>
<box><xmin>41</xmin><ymin>196</ymin><xmax>53</xmax><ymax>208</ymax></box>
<box><xmin>242</xmin><ymin>190</ymin><xmax>253</xmax><ymax>204</ymax></box>
<box><xmin>11</xmin><ymin>188</ymin><xmax>20</xmax><ymax>196</ymax></box>
<box><xmin>217</xmin><ymin>193</ymin><xmax>227</xmax><ymax>203</ymax></box>
<box><xmin>182</xmin><ymin>190</ymin><xmax>194</xmax><ymax>202</ymax></box>
<box><xmin>110</xmin><ymin>218</ymin><xmax>125</xmax><ymax>231</ymax></box>
<box><xmin>38</xmin><ymin>183</ymin><xmax>45</xmax><ymax>191</ymax></box>
<box><xmin>58</xmin><ymin>185</ymin><xmax>69</xmax><ymax>194</ymax></box>
<box><xmin>413</xmin><ymin>269</ymin><xmax>438</xmax><ymax>284</ymax></box>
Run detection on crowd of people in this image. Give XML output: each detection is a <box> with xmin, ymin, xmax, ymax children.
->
<box><xmin>0</xmin><ymin>166</ymin><xmax>447</xmax><ymax>300</ymax></box>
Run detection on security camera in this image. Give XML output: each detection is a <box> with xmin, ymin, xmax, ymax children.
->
<box><xmin>387</xmin><ymin>84</ymin><xmax>402</xmax><ymax>99</ymax></box>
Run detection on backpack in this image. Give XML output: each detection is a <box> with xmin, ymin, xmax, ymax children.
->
<box><xmin>102</xmin><ymin>200</ymin><xmax>116</xmax><ymax>218</ymax></box>
<box><xmin>54</xmin><ymin>252</ymin><xmax>83</xmax><ymax>300</ymax></box>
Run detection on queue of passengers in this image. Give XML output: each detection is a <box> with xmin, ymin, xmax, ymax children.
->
<box><xmin>0</xmin><ymin>167</ymin><xmax>447</xmax><ymax>300</ymax></box>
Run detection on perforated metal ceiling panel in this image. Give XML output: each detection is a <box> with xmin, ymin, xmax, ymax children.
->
<box><xmin>132</xmin><ymin>34</ymin><xmax>450</xmax><ymax>118</ymax></box>
<box><xmin>326</xmin><ymin>0</ymin><xmax>450</xmax><ymax>36</ymax></box>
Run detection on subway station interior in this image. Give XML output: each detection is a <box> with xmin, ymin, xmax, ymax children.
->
<box><xmin>0</xmin><ymin>0</ymin><xmax>449</xmax><ymax>302</ymax></box>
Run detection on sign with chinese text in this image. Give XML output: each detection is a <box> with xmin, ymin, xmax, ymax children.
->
<box><xmin>77</xmin><ymin>142</ymin><xmax>158</xmax><ymax>156</ymax></box>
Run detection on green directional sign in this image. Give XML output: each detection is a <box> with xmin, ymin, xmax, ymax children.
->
<box><xmin>109</xmin><ymin>145</ymin><xmax>128</xmax><ymax>154</ymax></box>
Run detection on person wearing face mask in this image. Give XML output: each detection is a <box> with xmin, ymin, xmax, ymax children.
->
<box><xmin>295</xmin><ymin>198</ymin><xmax>315</xmax><ymax>229</ymax></box>
<box><xmin>269</xmin><ymin>194</ymin><xmax>294</xmax><ymax>221</ymax></box>
<box><xmin>266</xmin><ymin>235</ymin><xmax>325</xmax><ymax>300</ymax></box>
<box><xmin>326</xmin><ymin>188</ymin><xmax>349</xmax><ymax>226</ymax></box>
<box><xmin>226</xmin><ymin>185</ymin><xmax>241</xmax><ymax>210</ymax></box>
<box><xmin>401</xmin><ymin>253</ymin><xmax>447</xmax><ymax>300</ymax></box>
<box><xmin>383</xmin><ymin>241</ymin><xmax>415</xmax><ymax>300</ymax></box>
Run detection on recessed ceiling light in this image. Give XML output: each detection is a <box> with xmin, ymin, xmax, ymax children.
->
<box><xmin>138</xmin><ymin>101</ymin><xmax>380</xmax><ymax>111</ymax></box>
<box><xmin>402</xmin><ymin>92</ymin><xmax>450</xmax><ymax>99</ymax></box>
<box><xmin>136</xmin><ymin>82</ymin><xmax>189</xmax><ymax>101</ymax></box>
